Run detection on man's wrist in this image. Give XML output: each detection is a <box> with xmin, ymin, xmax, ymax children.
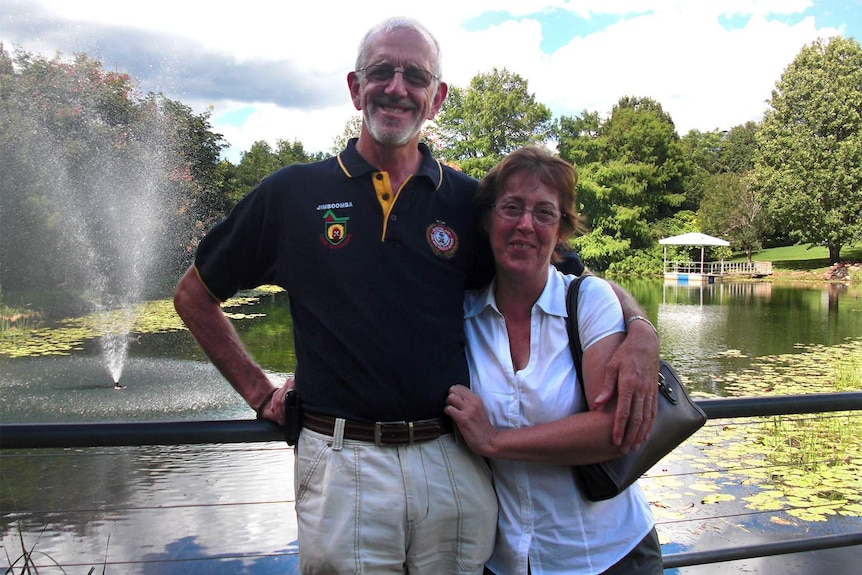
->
<box><xmin>255</xmin><ymin>387</ymin><xmax>278</xmax><ymax>419</ymax></box>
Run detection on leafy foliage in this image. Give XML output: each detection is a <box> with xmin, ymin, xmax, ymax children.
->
<box><xmin>233</xmin><ymin>139</ymin><xmax>326</xmax><ymax>202</ymax></box>
<box><xmin>330</xmin><ymin>115</ymin><xmax>362</xmax><ymax>155</ymax></box>
<box><xmin>753</xmin><ymin>36</ymin><xmax>862</xmax><ymax>263</ymax></box>
<box><xmin>3</xmin><ymin>32</ymin><xmax>861</xmax><ymax>296</ymax></box>
<box><xmin>0</xmin><ymin>46</ymin><xmax>227</xmax><ymax>292</ymax></box>
<box><xmin>558</xmin><ymin>97</ymin><xmax>689</xmax><ymax>270</ymax></box>
<box><xmin>699</xmin><ymin>172</ymin><xmax>764</xmax><ymax>261</ymax></box>
<box><xmin>433</xmin><ymin>68</ymin><xmax>553</xmax><ymax>178</ymax></box>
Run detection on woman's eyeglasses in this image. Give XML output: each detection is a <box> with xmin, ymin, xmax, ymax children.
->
<box><xmin>358</xmin><ymin>64</ymin><xmax>439</xmax><ymax>88</ymax></box>
<box><xmin>493</xmin><ymin>202</ymin><xmax>563</xmax><ymax>227</ymax></box>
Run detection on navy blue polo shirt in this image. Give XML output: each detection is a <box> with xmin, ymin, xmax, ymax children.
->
<box><xmin>195</xmin><ymin>140</ymin><xmax>491</xmax><ymax>422</ymax></box>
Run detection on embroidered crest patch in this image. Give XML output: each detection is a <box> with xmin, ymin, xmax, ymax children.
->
<box><xmin>321</xmin><ymin>209</ymin><xmax>351</xmax><ymax>248</ymax></box>
<box><xmin>426</xmin><ymin>221</ymin><xmax>458</xmax><ymax>258</ymax></box>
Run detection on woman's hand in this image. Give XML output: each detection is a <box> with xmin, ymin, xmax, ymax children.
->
<box><xmin>444</xmin><ymin>384</ymin><xmax>498</xmax><ymax>457</ymax></box>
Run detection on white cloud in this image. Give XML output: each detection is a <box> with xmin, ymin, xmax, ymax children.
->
<box><xmin>1</xmin><ymin>0</ymin><xmax>853</xmax><ymax>160</ymax></box>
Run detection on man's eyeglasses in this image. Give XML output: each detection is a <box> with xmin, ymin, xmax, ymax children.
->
<box><xmin>358</xmin><ymin>64</ymin><xmax>439</xmax><ymax>88</ymax></box>
<box><xmin>493</xmin><ymin>202</ymin><xmax>563</xmax><ymax>227</ymax></box>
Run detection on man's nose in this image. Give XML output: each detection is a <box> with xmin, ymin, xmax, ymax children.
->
<box><xmin>383</xmin><ymin>70</ymin><xmax>410</xmax><ymax>92</ymax></box>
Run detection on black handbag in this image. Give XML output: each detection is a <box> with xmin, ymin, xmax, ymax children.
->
<box><xmin>565</xmin><ymin>274</ymin><xmax>707</xmax><ymax>501</ymax></box>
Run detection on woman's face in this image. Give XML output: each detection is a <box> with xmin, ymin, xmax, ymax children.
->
<box><xmin>489</xmin><ymin>171</ymin><xmax>562</xmax><ymax>283</ymax></box>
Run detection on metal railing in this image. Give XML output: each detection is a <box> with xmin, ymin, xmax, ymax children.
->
<box><xmin>2</xmin><ymin>391</ymin><xmax>861</xmax><ymax>571</ymax></box>
<box><xmin>663</xmin><ymin>261</ymin><xmax>773</xmax><ymax>276</ymax></box>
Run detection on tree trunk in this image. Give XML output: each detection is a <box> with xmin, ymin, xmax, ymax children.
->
<box><xmin>829</xmin><ymin>243</ymin><xmax>842</xmax><ymax>264</ymax></box>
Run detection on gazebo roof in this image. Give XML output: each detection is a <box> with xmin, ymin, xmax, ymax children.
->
<box><xmin>659</xmin><ymin>232</ymin><xmax>730</xmax><ymax>247</ymax></box>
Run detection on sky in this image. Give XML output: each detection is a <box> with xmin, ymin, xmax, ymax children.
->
<box><xmin>2</xmin><ymin>0</ymin><xmax>860</xmax><ymax>163</ymax></box>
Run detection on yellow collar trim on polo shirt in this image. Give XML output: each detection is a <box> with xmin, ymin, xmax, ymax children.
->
<box><xmin>373</xmin><ymin>171</ymin><xmax>413</xmax><ymax>240</ymax></box>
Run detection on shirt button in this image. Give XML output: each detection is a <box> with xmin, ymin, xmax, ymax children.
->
<box><xmin>376</xmin><ymin>173</ymin><xmax>384</xmax><ymax>180</ymax></box>
<box><xmin>390</xmin><ymin>215</ymin><xmax>398</xmax><ymax>221</ymax></box>
<box><xmin>382</xmin><ymin>193</ymin><xmax>390</xmax><ymax>201</ymax></box>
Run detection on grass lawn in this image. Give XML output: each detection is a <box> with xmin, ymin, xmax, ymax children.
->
<box><xmin>732</xmin><ymin>244</ymin><xmax>862</xmax><ymax>271</ymax></box>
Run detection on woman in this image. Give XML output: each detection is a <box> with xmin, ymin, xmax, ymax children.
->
<box><xmin>445</xmin><ymin>147</ymin><xmax>662</xmax><ymax>575</ymax></box>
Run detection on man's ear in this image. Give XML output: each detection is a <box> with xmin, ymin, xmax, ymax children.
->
<box><xmin>348</xmin><ymin>71</ymin><xmax>362</xmax><ymax>111</ymax></box>
<box><xmin>427</xmin><ymin>81</ymin><xmax>448</xmax><ymax>119</ymax></box>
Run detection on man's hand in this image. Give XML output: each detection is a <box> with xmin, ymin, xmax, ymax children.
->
<box><xmin>593</xmin><ymin>318</ymin><xmax>659</xmax><ymax>452</ymax></box>
<box><xmin>256</xmin><ymin>373</ymin><xmax>295</xmax><ymax>425</ymax></box>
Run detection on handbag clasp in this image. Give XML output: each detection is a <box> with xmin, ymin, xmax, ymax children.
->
<box><xmin>658</xmin><ymin>372</ymin><xmax>678</xmax><ymax>404</ymax></box>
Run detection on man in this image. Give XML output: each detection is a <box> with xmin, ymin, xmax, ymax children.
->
<box><xmin>174</xmin><ymin>17</ymin><xmax>658</xmax><ymax>574</ymax></box>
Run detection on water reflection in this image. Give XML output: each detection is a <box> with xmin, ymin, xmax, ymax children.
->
<box><xmin>0</xmin><ymin>355</ymin><xmax>266</xmax><ymax>424</ymax></box>
<box><xmin>2</xmin><ymin>281</ymin><xmax>860</xmax><ymax>572</ymax></box>
<box><xmin>636</xmin><ymin>280</ymin><xmax>862</xmax><ymax>395</ymax></box>
<box><xmin>1</xmin><ymin>445</ymin><xmax>299</xmax><ymax>574</ymax></box>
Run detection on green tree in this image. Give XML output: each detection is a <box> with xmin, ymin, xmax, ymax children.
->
<box><xmin>275</xmin><ymin>138</ymin><xmax>326</xmax><ymax>166</ymax></box>
<box><xmin>433</xmin><ymin>68</ymin><xmax>553</xmax><ymax>178</ymax></box>
<box><xmin>556</xmin><ymin>111</ymin><xmax>603</xmax><ymax>166</ymax></box>
<box><xmin>601</xmin><ymin>97</ymin><xmax>688</xmax><ymax>220</ymax></box>
<box><xmin>234</xmin><ymin>140</ymin><xmax>281</xmax><ymax>201</ymax></box>
<box><xmin>699</xmin><ymin>172</ymin><xmax>764</xmax><ymax>261</ymax></box>
<box><xmin>0</xmin><ymin>46</ymin><xmax>226</xmax><ymax>293</ymax></box>
<box><xmin>680</xmin><ymin>122</ymin><xmax>758</xmax><ymax>209</ymax></box>
<box><xmin>681</xmin><ymin>122</ymin><xmax>764</xmax><ymax>258</ymax></box>
<box><xmin>753</xmin><ymin>36</ymin><xmax>862</xmax><ymax>263</ymax></box>
<box><xmin>558</xmin><ymin>97</ymin><xmax>687</xmax><ymax>270</ymax></box>
<box><xmin>330</xmin><ymin>115</ymin><xmax>362</xmax><ymax>155</ymax></box>
<box><xmin>161</xmin><ymin>99</ymin><xmax>231</xmax><ymax>272</ymax></box>
<box><xmin>718</xmin><ymin>122</ymin><xmax>758</xmax><ymax>174</ymax></box>
<box><xmin>233</xmin><ymin>138</ymin><xmax>326</xmax><ymax>203</ymax></box>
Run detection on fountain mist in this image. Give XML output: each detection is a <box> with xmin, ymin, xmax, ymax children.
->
<box><xmin>0</xmin><ymin>52</ymin><xmax>178</xmax><ymax>387</ymax></box>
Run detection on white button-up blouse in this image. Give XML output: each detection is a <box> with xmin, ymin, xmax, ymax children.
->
<box><xmin>464</xmin><ymin>267</ymin><xmax>655</xmax><ymax>575</ymax></box>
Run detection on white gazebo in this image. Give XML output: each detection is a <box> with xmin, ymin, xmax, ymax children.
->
<box><xmin>659</xmin><ymin>232</ymin><xmax>731</xmax><ymax>282</ymax></box>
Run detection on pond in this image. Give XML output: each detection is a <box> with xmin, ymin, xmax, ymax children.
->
<box><xmin>1</xmin><ymin>279</ymin><xmax>860</xmax><ymax>573</ymax></box>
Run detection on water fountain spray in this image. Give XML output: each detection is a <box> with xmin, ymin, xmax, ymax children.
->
<box><xmin>0</xmin><ymin>53</ymin><xmax>175</xmax><ymax>387</ymax></box>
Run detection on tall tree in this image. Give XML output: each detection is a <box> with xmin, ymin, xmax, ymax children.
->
<box><xmin>0</xmin><ymin>46</ymin><xmax>226</xmax><ymax>293</ymax></box>
<box><xmin>601</xmin><ymin>96</ymin><xmax>688</xmax><ymax>220</ymax></box>
<box><xmin>557</xmin><ymin>97</ymin><xmax>687</xmax><ymax>268</ymax></box>
<box><xmin>234</xmin><ymin>140</ymin><xmax>280</xmax><ymax>201</ymax></box>
<box><xmin>753</xmin><ymin>36</ymin><xmax>862</xmax><ymax>263</ymax></box>
<box><xmin>233</xmin><ymin>138</ymin><xmax>326</xmax><ymax>203</ymax></box>
<box><xmin>680</xmin><ymin>122</ymin><xmax>759</xmax><ymax>206</ymax></box>
<box><xmin>681</xmin><ymin>122</ymin><xmax>765</xmax><ymax>258</ymax></box>
<box><xmin>330</xmin><ymin>115</ymin><xmax>362</xmax><ymax>155</ymax></box>
<box><xmin>433</xmin><ymin>68</ymin><xmax>553</xmax><ymax>178</ymax></box>
<box><xmin>679</xmin><ymin>129</ymin><xmax>726</xmax><ymax>208</ymax></box>
<box><xmin>556</xmin><ymin>111</ymin><xmax>603</xmax><ymax>166</ymax></box>
<box><xmin>699</xmin><ymin>172</ymin><xmax>764</xmax><ymax>262</ymax></box>
<box><xmin>275</xmin><ymin>138</ymin><xmax>326</xmax><ymax>166</ymax></box>
<box><xmin>717</xmin><ymin>122</ymin><xmax>758</xmax><ymax>174</ymax></box>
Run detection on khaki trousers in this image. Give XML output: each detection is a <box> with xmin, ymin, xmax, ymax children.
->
<box><xmin>295</xmin><ymin>427</ymin><xmax>498</xmax><ymax>574</ymax></box>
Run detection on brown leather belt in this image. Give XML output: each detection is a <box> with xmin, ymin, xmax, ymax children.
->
<box><xmin>303</xmin><ymin>412</ymin><xmax>453</xmax><ymax>446</ymax></box>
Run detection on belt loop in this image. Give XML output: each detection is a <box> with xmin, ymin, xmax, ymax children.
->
<box><xmin>408</xmin><ymin>421</ymin><xmax>414</xmax><ymax>444</ymax></box>
<box><xmin>374</xmin><ymin>422</ymin><xmax>383</xmax><ymax>446</ymax></box>
<box><xmin>332</xmin><ymin>418</ymin><xmax>346</xmax><ymax>451</ymax></box>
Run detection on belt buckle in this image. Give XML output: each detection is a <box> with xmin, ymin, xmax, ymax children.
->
<box><xmin>374</xmin><ymin>421</ymin><xmax>414</xmax><ymax>446</ymax></box>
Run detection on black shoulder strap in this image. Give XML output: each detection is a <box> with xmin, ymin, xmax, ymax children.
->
<box><xmin>565</xmin><ymin>273</ymin><xmax>591</xmax><ymax>403</ymax></box>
